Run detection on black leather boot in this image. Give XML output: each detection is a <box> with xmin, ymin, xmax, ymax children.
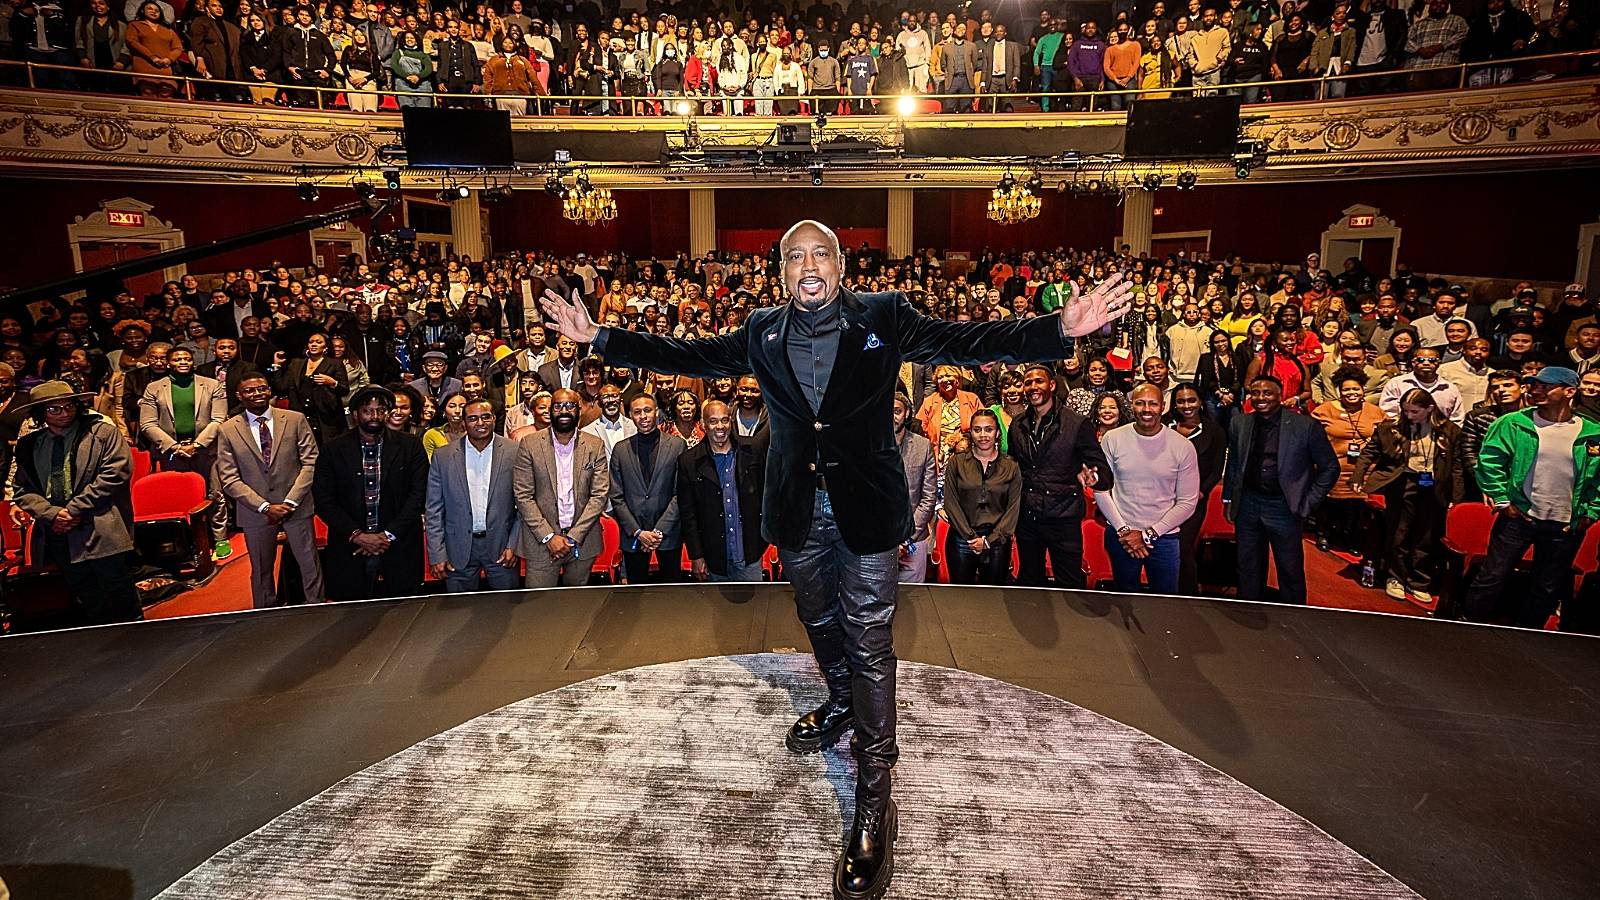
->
<box><xmin>786</xmin><ymin>659</ymin><xmax>856</xmax><ymax>754</ymax></box>
<box><xmin>834</xmin><ymin>768</ymin><xmax>897</xmax><ymax>900</ymax></box>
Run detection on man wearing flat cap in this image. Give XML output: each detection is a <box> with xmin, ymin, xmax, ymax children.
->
<box><xmin>12</xmin><ymin>380</ymin><xmax>143</xmax><ymax>625</ymax></box>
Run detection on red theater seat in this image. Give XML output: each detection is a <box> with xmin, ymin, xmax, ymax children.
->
<box><xmin>131</xmin><ymin>471</ymin><xmax>215</xmax><ymax>580</ymax></box>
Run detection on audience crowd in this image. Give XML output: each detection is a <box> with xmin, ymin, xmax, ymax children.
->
<box><xmin>4</xmin><ymin>0</ymin><xmax>1597</xmax><ymax>110</ymax></box>
<box><xmin>4</xmin><ymin>231</ymin><xmax>1598</xmax><ymax>635</ymax></box>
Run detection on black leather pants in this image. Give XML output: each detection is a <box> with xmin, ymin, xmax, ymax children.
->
<box><xmin>780</xmin><ymin>489</ymin><xmax>900</xmax><ymax>797</ymax></box>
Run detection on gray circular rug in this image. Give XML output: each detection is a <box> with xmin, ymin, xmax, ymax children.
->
<box><xmin>156</xmin><ymin>654</ymin><xmax>1419</xmax><ymax>899</ymax></box>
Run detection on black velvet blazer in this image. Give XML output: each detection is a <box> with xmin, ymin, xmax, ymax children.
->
<box><xmin>600</xmin><ymin>289</ymin><xmax>1070</xmax><ymax>553</ymax></box>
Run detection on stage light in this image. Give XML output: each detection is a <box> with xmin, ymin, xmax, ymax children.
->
<box><xmin>674</xmin><ymin>99</ymin><xmax>693</xmax><ymax>116</ymax></box>
<box><xmin>809</xmin><ymin>164</ymin><xmax>824</xmax><ymax>186</ymax></box>
<box><xmin>1026</xmin><ymin>175</ymin><xmax>1045</xmax><ymax>195</ymax></box>
<box><xmin>353</xmin><ymin>181</ymin><xmax>376</xmax><ymax>202</ymax></box>
<box><xmin>296</xmin><ymin>181</ymin><xmax>319</xmax><ymax>202</ymax></box>
<box><xmin>1056</xmin><ymin>180</ymin><xmax>1068</xmax><ymax>193</ymax></box>
<box><xmin>382</xmin><ymin>168</ymin><xmax>401</xmax><ymax>190</ymax></box>
<box><xmin>1175</xmin><ymin>171</ymin><xmax>1198</xmax><ymax>191</ymax></box>
<box><xmin>437</xmin><ymin>184</ymin><xmax>470</xmax><ymax>202</ymax></box>
<box><xmin>815</xmin><ymin>112</ymin><xmax>828</xmax><ymax>129</ymax></box>
<box><xmin>1141</xmin><ymin>173</ymin><xmax>1164</xmax><ymax>192</ymax></box>
<box><xmin>1085</xmin><ymin>178</ymin><xmax>1102</xmax><ymax>193</ymax></box>
<box><xmin>1236</xmin><ymin>164</ymin><xmax>1251</xmax><ymax>179</ymax></box>
<box><xmin>895</xmin><ymin>94</ymin><xmax>918</xmax><ymax>117</ymax></box>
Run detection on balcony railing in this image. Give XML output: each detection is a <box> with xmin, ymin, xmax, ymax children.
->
<box><xmin>2</xmin><ymin>49</ymin><xmax>1597</xmax><ymax>118</ymax></box>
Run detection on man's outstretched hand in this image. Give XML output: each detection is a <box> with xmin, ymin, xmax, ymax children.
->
<box><xmin>1060</xmin><ymin>272</ymin><xmax>1135</xmax><ymax>338</ymax></box>
<box><xmin>537</xmin><ymin>288</ymin><xmax>600</xmax><ymax>344</ymax></box>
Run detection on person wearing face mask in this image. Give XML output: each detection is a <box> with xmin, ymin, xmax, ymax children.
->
<box><xmin>387</xmin><ymin>29</ymin><xmax>435</xmax><ymax>108</ymax></box>
<box><xmin>895</xmin><ymin>13</ymin><xmax>931</xmax><ymax>91</ymax></box>
<box><xmin>651</xmin><ymin>38</ymin><xmax>684</xmax><ymax>107</ymax></box>
<box><xmin>1403</xmin><ymin>0</ymin><xmax>1467</xmax><ymax>91</ymax></box>
<box><xmin>1349</xmin><ymin>0</ymin><xmax>1409</xmax><ymax>95</ymax></box>
<box><xmin>807</xmin><ymin>40</ymin><xmax>841</xmax><ymax>115</ymax></box>
<box><xmin>512</xmin><ymin>387</ymin><xmax>610</xmax><ymax>588</ymax></box>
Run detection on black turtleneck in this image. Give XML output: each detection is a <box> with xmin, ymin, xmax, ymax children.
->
<box><xmin>788</xmin><ymin>299</ymin><xmax>842</xmax><ymax>414</ymax></box>
<box><xmin>635</xmin><ymin>427</ymin><xmax>660</xmax><ymax>478</ymax></box>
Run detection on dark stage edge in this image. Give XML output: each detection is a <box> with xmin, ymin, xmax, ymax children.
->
<box><xmin>0</xmin><ymin>585</ymin><xmax>1596</xmax><ymax>900</ymax></box>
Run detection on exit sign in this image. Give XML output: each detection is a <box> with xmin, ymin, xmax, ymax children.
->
<box><xmin>107</xmin><ymin>210</ymin><xmax>145</xmax><ymax>227</ymax></box>
<box><xmin>1347</xmin><ymin>214</ymin><xmax>1375</xmax><ymax>228</ymax></box>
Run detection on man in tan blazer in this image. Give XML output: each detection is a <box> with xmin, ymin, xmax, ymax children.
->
<box><xmin>513</xmin><ymin>388</ymin><xmax>610</xmax><ymax>588</ymax></box>
<box><xmin>140</xmin><ymin>346</ymin><xmax>231</xmax><ymax>554</ymax></box>
<box><xmin>215</xmin><ymin>372</ymin><xmax>324</xmax><ymax>607</ymax></box>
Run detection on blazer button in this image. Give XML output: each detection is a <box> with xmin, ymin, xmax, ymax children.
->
<box><xmin>814</xmin><ymin>421</ymin><xmax>824</xmax><ymax>431</ymax></box>
<box><xmin>807</xmin><ymin>462</ymin><xmax>817</xmax><ymax>471</ymax></box>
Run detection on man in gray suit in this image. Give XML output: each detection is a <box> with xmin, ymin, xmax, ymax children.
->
<box><xmin>976</xmin><ymin>23</ymin><xmax>1022</xmax><ymax>112</ymax></box>
<box><xmin>425</xmin><ymin>398</ymin><xmax>521</xmax><ymax>591</ymax></box>
<box><xmin>512</xmin><ymin>387</ymin><xmax>610</xmax><ymax>588</ymax></box>
<box><xmin>610</xmin><ymin>394</ymin><xmax>686</xmax><ymax>583</ymax></box>
<box><xmin>893</xmin><ymin>391</ymin><xmax>939</xmax><ymax>582</ymax></box>
<box><xmin>139</xmin><ymin>346</ymin><xmax>230</xmax><ymax>556</ymax></box>
<box><xmin>215</xmin><ymin>372</ymin><xmax>323</xmax><ymax>607</ymax></box>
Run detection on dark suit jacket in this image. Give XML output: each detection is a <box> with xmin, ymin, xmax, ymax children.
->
<box><xmin>677</xmin><ymin>436</ymin><xmax>768</xmax><ymax>575</ymax></box>
<box><xmin>274</xmin><ymin>357</ymin><xmax>349</xmax><ymax>440</ymax></box>
<box><xmin>1223</xmin><ymin>408</ymin><xmax>1340</xmax><ymax>519</ymax></box>
<box><xmin>312</xmin><ymin>429</ymin><xmax>429</xmax><ymax>598</ymax></box>
<box><xmin>600</xmin><ymin>289</ymin><xmax>1070</xmax><ymax>553</ymax></box>
<box><xmin>537</xmin><ymin>359</ymin><xmax>579</xmax><ymax>393</ymax></box>
<box><xmin>197</xmin><ymin>358</ymin><xmax>259</xmax><ymax>416</ymax></box>
<box><xmin>609</xmin><ymin>431</ymin><xmax>686</xmax><ymax>549</ymax></box>
<box><xmin>204</xmin><ymin>301</ymin><xmax>271</xmax><ymax>340</ymax></box>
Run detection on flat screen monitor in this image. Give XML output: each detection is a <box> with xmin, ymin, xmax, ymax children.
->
<box><xmin>401</xmin><ymin>108</ymin><xmax>514</xmax><ymax>169</ymax></box>
<box><xmin>1122</xmin><ymin>96</ymin><xmax>1242</xmax><ymax>160</ymax></box>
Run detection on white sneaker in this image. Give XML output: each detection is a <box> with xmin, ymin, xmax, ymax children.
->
<box><xmin>1384</xmin><ymin>578</ymin><xmax>1407</xmax><ymax>600</ymax></box>
<box><xmin>1411</xmin><ymin>588</ymin><xmax>1433</xmax><ymax>604</ymax></box>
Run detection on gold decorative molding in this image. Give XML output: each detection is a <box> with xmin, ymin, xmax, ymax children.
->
<box><xmin>0</xmin><ymin>78</ymin><xmax>1595</xmax><ymax>187</ymax></box>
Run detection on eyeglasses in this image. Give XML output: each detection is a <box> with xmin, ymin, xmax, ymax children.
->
<box><xmin>40</xmin><ymin>403</ymin><xmax>76</xmax><ymax>415</ymax></box>
<box><xmin>550</xmin><ymin>401</ymin><xmax>580</xmax><ymax>412</ymax></box>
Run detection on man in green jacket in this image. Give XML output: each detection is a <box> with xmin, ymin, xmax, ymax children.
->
<box><xmin>1463</xmin><ymin>366</ymin><xmax>1600</xmax><ymax>626</ymax></box>
<box><xmin>1032</xmin><ymin>19</ymin><xmax>1064</xmax><ymax>110</ymax></box>
<box><xmin>1040</xmin><ymin>264</ymin><xmax>1074</xmax><ymax>313</ymax></box>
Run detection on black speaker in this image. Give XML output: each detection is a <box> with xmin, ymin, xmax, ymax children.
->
<box><xmin>401</xmin><ymin>108</ymin><xmax>515</xmax><ymax>169</ymax></box>
<box><xmin>1123</xmin><ymin>96</ymin><xmax>1242</xmax><ymax>160</ymax></box>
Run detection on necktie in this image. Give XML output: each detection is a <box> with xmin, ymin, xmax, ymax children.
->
<box><xmin>48</xmin><ymin>435</ymin><xmax>68</xmax><ymax>505</ymax></box>
<box><xmin>258</xmin><ymin>416</ymin><xmax>273</xmax><ymax>467</ymax></box>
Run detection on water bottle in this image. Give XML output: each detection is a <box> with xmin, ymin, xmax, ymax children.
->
<box><xmin>1359</xmin><ymin>559</ymin><xmax>1376</xmax><ymax>589</ymax></box>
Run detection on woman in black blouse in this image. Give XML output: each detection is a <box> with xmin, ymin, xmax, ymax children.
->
<box><xmin>1167</xmin><ymin>382</ymin><xmax>1227</xmax><ymax>595</ymax></box>
<box><xmin>1195</xmin><ymin>328</ymin><xmax>1243</xmax><ymax>429</ymax></box>
<box><xmin>942</xmin><ymin>408</ymin><xmax>1022</xmax><ymax>585</ymax></box>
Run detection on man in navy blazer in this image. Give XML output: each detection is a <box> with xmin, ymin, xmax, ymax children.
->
<box><xmin>540</xmin><ymin>219</ymin><xmax>1132</xmax><ymax>900</ymax></box>
<box><xmin>1223</xmin><ymin>374</ymin><xmax>1340</xmax><ymax>605</ymax></box>
<box><xmin>425</xmin><ymin>397</ymin><xmax>521</xmax><ymax>591</ymax></box>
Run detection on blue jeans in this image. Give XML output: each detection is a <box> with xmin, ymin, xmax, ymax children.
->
<box><xmin>1234</xmin><ymin>490</ymin><xmax>1307</xmax><ymax>603</ymax></box>
<box><xmin>1230</xmin><ymin>73</ymin><xmax>1264</xmax><ymax>104</ymax></box>
<box><xmin>1105</xmin><ymin>530</ymin><xmax>1181</xmax><ymax>594</ymax></box>
<box><xmin>943</xmin><ymin>72</ymin><xmax>973</xmax><ymax>113</ymax></box>
<box><xmin>1038</xmin><ymin>65</ymin><xmax>1056</xmax><ymax>111</ymax></box>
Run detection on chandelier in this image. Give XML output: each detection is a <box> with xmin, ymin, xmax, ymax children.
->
<box><xmin>561</xmin><ymin>172</ymin><xmax>617</xmax><ymax>226</ymax></box>
<box><xmin>987</xmin><ymin>173</ymin><xmax>1042</xmax><ymax>225</ymax></box>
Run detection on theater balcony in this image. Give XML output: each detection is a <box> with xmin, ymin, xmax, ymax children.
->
<box><xmin>0</xmin><ymin>68</ymin><xmax>1597</xmax><ymax>187</ymax></box>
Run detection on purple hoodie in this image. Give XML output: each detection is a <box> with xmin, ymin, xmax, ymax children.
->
<box><xmin>1067</xmin><ymin>35</ymin><xmax>1106</xmax><ymax>79</ymax></box>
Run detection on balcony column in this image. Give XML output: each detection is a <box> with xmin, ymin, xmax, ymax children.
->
<box><xmin>450</xmin><ymin>189</ymin><xmax>485</xmax><ymax>260</ymax></box>
<box><xmin>886</xmin><ymin>189</ymin><xmax>914</xmax><ymax>259</ymax></box>
<box><xmin>689</xmin><ymin>189</ymin><xmax>716</xmax><ymax>257</ymax></box>
<box><xmin>1120</xmin><ymin>188</ymin><xmax>1154</xmax><ymax>256</ymax></box>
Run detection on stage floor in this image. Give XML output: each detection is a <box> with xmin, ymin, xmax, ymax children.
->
<box><xmin>1</xmin><ymin>585</ymin><xmax>1596</xmax><ymax>899</ymax></box>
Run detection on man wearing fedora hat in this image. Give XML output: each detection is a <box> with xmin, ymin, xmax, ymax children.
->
<box><xmin>12</xmin><ymin>380</ymin><xmax>143</xmax><ymax>625</ymax></box>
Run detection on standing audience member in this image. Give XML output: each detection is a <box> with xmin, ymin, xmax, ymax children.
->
<box><xmin>215</xmin><ymin>372</ymin><xmax>322</xmax><ymax>607</ymax></box>
<box><xmin>1464</xmin><ymin>367</ymin><xmax>1600</xmax><ymax>626</ymax></box>
<box><xmin>1010</xmin><ymin>363</ymin><xmax>1112</xmax><ymax>588</ymax></box>
<box><xmin>942</xmin><ymin>407</ymin><xmax>1021</xmax><ymax>585</ymax></box>
<box><xmin>312</xmin><ymin>386</ymin><xmax>429</xmax><ymax>600</ymax></box>
<box><xmin>894</xmin><ymin>391</ymin><xmax>938</xmax><ymax>583</ymax></box>
<box><xmin>1098</xmin><ymin>384</ymin><xmax>1200</xmax><ymax>594</ymax></box>
<box><xmin>139</xmin><ymin>346</ymin><xmax>229</xmax><ymax>557</ymax></box>
<box><xmin>1167</xmin><ymin>383</ymin><xmax>1227</xmax><ymax>594</ymax></box>
<box><xmin>678</xmin><ymin>398</ymin><xmax>768</xmax><ymax>582</ymax></box>
<box><xmin>1459</xmin><ymin>369</ymin><xmax>1525</xmax><ymax>496</ymax></box>
<box><xmin>513</xmin><ymin>387</ymin><xmax>609</xmax><ymax>587</ymax></box>
<box><xmin>1224</xmin><ymin>375</ymin><xmax>1338</xmax><ymax>604</ymax></box>
<box><xmin>12</xmin><ymin>381</ymin><xmax>142</xmax><ymax>625</ymax></box>
<box><xmin>610</xmin><ymin>394</ymin><xmax>686</xmax><ymax>583</ymax></box>
<box><xmin>424</xmin><ymin>398</ymin><xmax>521</xmax><ymax>592</ymax></box>
<box><xmin>1353</xmin><ymin>388</ymin><xmax>1464</xmax><ymax>605</ymax></box>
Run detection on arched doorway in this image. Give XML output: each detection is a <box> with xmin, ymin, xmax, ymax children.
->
<box><xmin>1321</xmin><ymin>204</ymin><xmax>1400</xmax><ymax>279</ymax></box>
<box><xmin>68</xmin><ymin>198</ymin><xmax>186</xmax><ymax>300</ymax></box>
